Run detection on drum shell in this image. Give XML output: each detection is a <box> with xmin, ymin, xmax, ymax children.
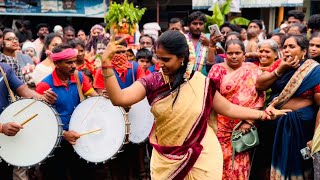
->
<box><xmin>69</xmin><ymin>96</ymin><xmax>129</xmax><ymax>163</ymax></box>
<box><xmin>0</xmin><ymin>98</ymin><xmax>63</xmax><ymax>167</ymax></box>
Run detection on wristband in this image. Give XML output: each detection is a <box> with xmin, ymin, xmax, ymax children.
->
<box><xmin>257</xmin><ymin>111</ymin><xmax>263</xmax><ymax>120</ymax></box>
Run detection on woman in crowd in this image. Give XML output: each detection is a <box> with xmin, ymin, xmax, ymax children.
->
<box><xmin>100</xmin><ymin>30</ymin><xmax>289</xmax><ymax>179</ymax></box>
<box><xmin>2</xmin><ymin>29</ymin><xmax>33</xmax><ymax>69</ymax></box>
<box><xmin>208</xmin><ymin>39</ymin><xmax>265</xmax><ymax>179</ymax></box>
<box><xmin>77</xmin><ymin>29</ymin><xmax>87</xmax><ymax>43</ymax></box>
<box><xmin>250</xmin><ymin>39</ymin><xmax>281</xmax><ymax>179</ymax></box>
<box><xmin>32</xmin><ymin>33</ymin><xmax>62</xmax><ymax>85</ymax></box>
<box><xmin>308</xmin><ymin>32</ymin><xmax>320</xmax><ymax>62</ymax></box>
<box><xmin>85</xmin><ymin>24</ymin><xmax>106</xmax><ymax>56</ymax></box>
<box><xmin>68</xmin><ymin>38</ymin><xmax>95</xmax><ymax>75</ymax></box>
<box><xmin>256</xmin><ymin>39</ymin><xmax>279</xmax><ymax>70</ymax></box>
<box><xmin>256</xmin><ymin>34</ymin><xmax>320</xmax><ymax>179</ymax></box>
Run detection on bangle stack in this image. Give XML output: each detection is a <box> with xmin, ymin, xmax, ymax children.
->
<box><xmin>102</xmin><ymin>72</ymin><xmax>115</xmax><ymax>78</ymax></box>
<box><xmin>102</xmin><ymin>65</ymin><xmax>114</xmax><ymax>78</ymax></box>
<box><xmin>206</xmin><ymin>61</ymin><xmax>215</xmax><ymax>65</ymax></box>
<box><xmin>257</xmin><ymin>111</ymin><xmax>263</xmax><ymax>120</ymax></box>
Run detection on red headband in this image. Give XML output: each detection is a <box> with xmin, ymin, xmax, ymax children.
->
<box><xmin>51</xmin><ymin>48</ymin><xmax>78</xmax><ymax>62</ymax></box>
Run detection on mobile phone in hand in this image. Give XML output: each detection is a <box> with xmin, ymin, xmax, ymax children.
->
<box><xmin>208</xmin><ymin>24</ymin><xmax>221</xmax><ymax>36</ymax></box>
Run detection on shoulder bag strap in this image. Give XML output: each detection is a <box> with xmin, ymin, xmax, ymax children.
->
<box><xmin>232</xmin><ymin>121</ymin><xmax>243</xmax><ymax>169</ymax></box>
<box><xmin>132</xmin><ymin>62</ymin><xmax>136</xmax><ymax>82</ymax></box>
<box><xmin>0</xmin><ymin>65</ymin><xmax>16</xmax><ymax>102</ymax></box>
<box><xmin>74</xmin><ymin>70</ymin><xmax>85</xmax><ymax>102</ymax></box>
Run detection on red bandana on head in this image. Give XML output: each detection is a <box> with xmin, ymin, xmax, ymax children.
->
<box><xmin>111</xmin><ymin>54</ymin><xmax>131</xmax><ymax>82</ymax></box>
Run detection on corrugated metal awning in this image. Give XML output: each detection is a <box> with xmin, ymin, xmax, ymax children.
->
<box><xmin>240</xmin><ymin>0</ymin><xmax>303</xmax><ymax>8</ymax></box>
<box><xmin>193</xmin><ymin>0</ymin><xmax>241</xmax><ymax>12</ymax></box>
<box><xmin>192</xmin><ymin>0</ymin><xmax>303</xmax><ymax>10</ymax></box>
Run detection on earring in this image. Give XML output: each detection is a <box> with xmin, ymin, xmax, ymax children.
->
<box><xmin>181</xmin><ymin>61</ymin><xmax>184</xmax><ymax>66</ymax></box>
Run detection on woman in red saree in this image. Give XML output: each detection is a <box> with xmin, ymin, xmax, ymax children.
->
<box><xmin>208</xmin><ymin>39</ymin><xmax>265</xmax><ymax>179</ymax></box>
<box><xmin>100</xmin><ymin>30</ymin><xmax>290</xmax><ymax>180</ymax></box>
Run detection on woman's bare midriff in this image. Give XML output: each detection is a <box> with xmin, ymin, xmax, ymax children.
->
<box><xmin>281</xmin><ymin>97</ymin><xmax>313</xmax><ymax>111</ymax></box>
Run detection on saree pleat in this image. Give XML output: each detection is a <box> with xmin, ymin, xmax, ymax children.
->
<box><xmin>270</xmin><ymin>106</ymin><xmax>315</xmax><ymax>180</ymax></box>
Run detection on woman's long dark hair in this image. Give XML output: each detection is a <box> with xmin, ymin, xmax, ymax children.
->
<box><xmin>156</xmin><ymin>30</ymin><xmax>189</xmax><ymax>105</ymax></box>
<box><xmin>40</xmin><ymin>33</ymin><xmax>62</xmax><ymax>62</ymax></box>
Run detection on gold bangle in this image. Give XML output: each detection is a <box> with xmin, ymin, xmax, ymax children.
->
<box><xmin>257</xmin><ymin>111</ymin><xmax>263</xmax><ymax>120</ymax></box>
<box><xmin>206</xmin><ymin>61</ymin><xmax>215</xmax><ymax>65</ymax></box>
<box><xmin>102</xmin><ymin>72</ymin><xmax>115</xmax><ymax>78</ymax></box>
<box><xmin>273</xmin><ymin>70</ymin><xmax>281</xmax><ymax>77</ymax></box>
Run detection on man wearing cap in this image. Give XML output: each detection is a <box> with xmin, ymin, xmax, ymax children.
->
<box><xmin>35</xmin><ymin>44</ymin><xmax>97</xmax><ymax>180</ymax></box>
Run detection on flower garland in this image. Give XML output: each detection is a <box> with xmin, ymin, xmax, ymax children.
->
<box><xmin>184</xmin><ymin>37</ymin><xmax>196</xmax><ymax>81</ymax></box>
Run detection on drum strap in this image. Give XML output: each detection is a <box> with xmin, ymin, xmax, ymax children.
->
<box><xmin>74</xmin><ymin>70</ymin><xmax>85</xmax><ymax>102</ymax></box>
<box><xmin>0</xmin><ymin>66</ymin><xmax>16</xmax><ymax>102</ymax></box>
<box><xmin>132</xmin><ymin>62</ymin><xmax>135</xmax><ymax>82</ymax></box>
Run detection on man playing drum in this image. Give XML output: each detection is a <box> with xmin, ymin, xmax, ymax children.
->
<box><xmin>35</xmin><ymin>44</ymin><xmax>98</xmax><ymax>180</ymax></box>
<box><xmin>0</xmin><ymin>62</ymin><xmax>55</xmax><ymax>179</ymax></box>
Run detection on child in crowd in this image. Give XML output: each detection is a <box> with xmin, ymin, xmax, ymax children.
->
<box><xmin>91</xmin><ymin>38</ymin><xmax>109</xmax><ymax>69</ymax></box>
<box><xmin>22</xmin><ymin>41</ymin><xmax>39</xmax><ymax>65</ymax></box>
<box><xmin>126</xmin><ymin>49</ymin><xmax>135</xmax><ymax>61</ymax></box>
<box><xmin>246</xmin><ymin>29</ymin><xmax>259</xmax><ymax>53</ymax></box>
<box><xmin>136</xmin><ymin>48</ymin><xmax>152</xmax><ymax>75</ymax></box>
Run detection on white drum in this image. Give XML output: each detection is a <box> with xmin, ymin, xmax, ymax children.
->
<box><xmin>69</xmin><ymin>96</ymin><xmax>129</xmax><ymax>163</ymax></box>
<box><xmin>128</xmin><ymin>98</ymin><xmax>154</xmax><ymax>144</ymax></box>
<box><xmin>0</xmin><ymin>99</ymin><xmax>62</xmax><ymax>167</ymax></box>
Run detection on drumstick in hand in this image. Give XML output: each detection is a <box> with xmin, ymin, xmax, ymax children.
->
<box><xmin>80</xmin><ymin>128</ymin><xmax>102</xmax><ymax>137</ymax></box>
<box><xmin>13</xmin><ymin>100</ymin><xmax>37</xmax><ymax>117</ymax></box>
<box><xmin>20</xmin><ymin>114</ymin><xmax>38</xmax><ymax>126</ymax></box>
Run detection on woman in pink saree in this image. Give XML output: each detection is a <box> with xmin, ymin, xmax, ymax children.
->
<box><xmin>99</xmin><ymin>31</ymin><xmax>289</xmax><ymax>180</ymax></box>
<box><xmin>208</xmin><ymin>39</ymin><xmax>265</xmax><ymax>179</ymax></box>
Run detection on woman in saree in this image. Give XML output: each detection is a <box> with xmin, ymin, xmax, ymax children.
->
<box><xmin>208</xmin><ymin>39</ymin><xmax>265</xmax><ymax>179</ymax></box>
<box><xmin>256</xmin><ymin>34</ymin><xmax>320</xmax><ymax>180</ymax></box>
<box><xmin>100</xmin><ymin>30</ymin><xmax>289</xmax><ymax>180</ymax></box>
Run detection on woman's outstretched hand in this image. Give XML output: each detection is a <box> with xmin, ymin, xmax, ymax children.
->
<box><xmin>264</xmin><ymin>98</ymin><xmax>292</xmax><ymax>120</ymax></box>
<box><xmin>101</xmin><ymin>35</ymin><xmax>129</xmax><ymax>65</ymax></box>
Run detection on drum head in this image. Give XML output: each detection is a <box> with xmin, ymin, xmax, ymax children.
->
<box><xmin>0</xmin><ymin>99</ymin><xmax>60</xmax><ymax>167</ymax></box>
<box><xmin>69</xmin><ymin>96</ymin><xmax>126</xmax><ymax>163</ymax></box>
<box><xmin>128</xmin><ymin>98</ymin><xmax>154</xmax><ymax>143</ymax></box>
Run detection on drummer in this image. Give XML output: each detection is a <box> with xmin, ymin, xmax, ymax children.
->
<box><xmin>0</xmin><ymin>62</ymin><xmax>55</xmax><ymax>179</ymax></box>
<box><xmin>35</xmin><ymin>44</ymin><xmax>98</xmax><ymax>180</ymax></box>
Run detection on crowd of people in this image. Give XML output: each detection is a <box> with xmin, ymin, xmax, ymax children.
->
<box><xmin>1</xmin><ymin>8</ymin><xmax>320</xmax><ymax>180</ymax></box>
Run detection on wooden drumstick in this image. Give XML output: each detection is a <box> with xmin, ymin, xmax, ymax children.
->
<box><xmin>80</xmin><ymin>128</ymin><xmax>102</xmax><ymax>137</ymax></box>
<box><xmin>13</xmin><ymin>100</ymin><xmax>37</xmax><ymax>117</ymax></box>
<box><xmin>20</xmin><ymin>114</ymin><xmax>38</xmax><ymax>126</ymax></box>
